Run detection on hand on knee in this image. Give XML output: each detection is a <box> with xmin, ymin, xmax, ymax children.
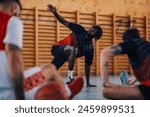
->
<box><xmin>64</xmin><ymin>46</ymin><xmax>78</xmax><ymax>56</ymax></box>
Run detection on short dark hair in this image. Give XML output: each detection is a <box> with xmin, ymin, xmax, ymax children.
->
<box><xmin>122</xmin><ymin>28</ymin><xmax>141</xmax><ymax>41</ymax></box>
<box><xmin>0</xmin><ymin>0</ymin><xmax>22</xmax><ymax>9</ymax></box>
<box><xmin>92</xmin><ymin>25</ymin><xmax>103</xmax><ymax>39</ymax></box>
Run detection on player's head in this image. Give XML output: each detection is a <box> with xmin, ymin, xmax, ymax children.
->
<box><xmin>88</xmin><ymin>25</ymin><xmax>103</xmax><ymax>41</ymax></box>
<box><xmin>0</xmin><ymin>0</ymin><xmax>22</xmax><ymax>16</ymax></box>
<box><xmin>122</xmin><ymin>28</ymin><xmax>141</xmax><ymax>41</ymax></box>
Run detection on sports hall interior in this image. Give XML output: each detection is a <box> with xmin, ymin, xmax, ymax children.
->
<box><xmin>20</xmin><ymin>0</ymin><xmax>150</xmax><ymax>99</ymax></box>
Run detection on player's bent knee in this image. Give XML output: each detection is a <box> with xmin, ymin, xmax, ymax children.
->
<box><xmin>42</xmin><ymin>64</ymin><xmax>57</xmax><ymax>71</ymax></box>
<box><xmin>70</xmin><ymin>47</ymin><xmax>78</xmax><ymax>55</ymax></box>
<box><xmin>73</xmin><ymin>47</ymin><xmax>78</xmax><ymax>55</ymax></box>
<box><xmin>48</xmin><ymin>64</ymin><xmax>57</xmax><ymax>70</ymax></box>
<box><xmin>41</xmin><ymin>64</ymin><xmax>58</xmax><ymax>80</ymax></box>
<box><xmin>64</xmin><ymin>46</ymin><xmax>78</xmax><ymax>56</ymax></box>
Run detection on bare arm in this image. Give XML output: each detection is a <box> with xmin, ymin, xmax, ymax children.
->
<box><xmin>47</xmin><ymin>4</ymin><xmax>70</xmax><ymax>27</ymax></box>
<box><xmin>100</xmin><ymin>45</ymin><xmax>122</xmax><ymax>86</ymax></box>
<box><xmin>5</xmin><ymin>44</ymin><xmax>25</xmax><ymax>100</ymax></box>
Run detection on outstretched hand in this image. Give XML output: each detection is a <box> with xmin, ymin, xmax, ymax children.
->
<box><xmin>47</xmin><ymin>4</ymin><xmax>57</xmax><ymax>13</ymax></box>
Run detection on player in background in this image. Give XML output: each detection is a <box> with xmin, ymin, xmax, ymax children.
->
<box><xmin>48</xmin><ymin>4</ymin><xmax>103</xmax><ymax>87</ymax></box>
<box><xmin>101</xmin><ymin>28</ymin><xmax>150</xmax><ymax>100</ymax></box>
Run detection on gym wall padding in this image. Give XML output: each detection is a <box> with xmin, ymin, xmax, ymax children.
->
<box><xmin>20</xmin><ymin>8</ymin><xmax>149</xmax><ymax>75</ymax></box>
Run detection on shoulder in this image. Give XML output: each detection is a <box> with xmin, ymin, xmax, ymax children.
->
<box><xmin>69</xmin><ymin>23</ymin><xmax>85</xmax><ymax>30</ymax></box>
<box><xmin>4</xmin><ymin>16</ymin><xmax>23</xmax><ymax>49</ymax></box>
<box><xmin>8</xmin><ymin>16</ymin><xmax>23</xmax><ymax>29</ymax></box>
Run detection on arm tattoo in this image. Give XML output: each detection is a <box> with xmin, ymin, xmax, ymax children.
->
<box><xmin>111</xmin><ymin>45</ymin><xmax>122</xmax><ymax>55</ymax></box>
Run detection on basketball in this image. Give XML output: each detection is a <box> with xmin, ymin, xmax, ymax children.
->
<box><xmin>34</xmin><ymin>82</ymin><xmax>69</xmax><ymax>100</ymax></box>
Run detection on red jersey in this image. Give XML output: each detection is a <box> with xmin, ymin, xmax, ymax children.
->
<box><xmin>0</xmin><ymin>12</ymin><xmax>11</xmax><ymax>50</ymax></box>
<box><xmin>54</xmin><ymin>33</ymin><xmax>77</xmax><ymax>47</ymax></box>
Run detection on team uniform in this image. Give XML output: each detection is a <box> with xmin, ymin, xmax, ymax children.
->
<box><xmin>0</xmin><ymin>12</ymin><xmax>23</xmax><ymax>99</ymax></box>
<box><xmin>119</xmin><ymin>38</ymin><xmax>150</xmax><ymax>99</ymax></box>
<box><xmin>0</xmin><ymin>12</ymin><xmax>46</xmax><ymax>100</ymax></box>
<box><xmin>51</xmin><ymin>23</ymin><xmax>94</xmax><ymax>69</ymax></box>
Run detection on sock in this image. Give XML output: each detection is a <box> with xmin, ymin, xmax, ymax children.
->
<box><xmin>66</xmin><ymin>70</ymin><xmax>73</xmax><ymax>83</ymax></box>
<box><xmin>68</xmin><ymin>70</ymin><xmax>73</xmax><ymax>79</ymax></box>
<box><xmin>65</xmin><ymin>86</ymin><xmax>71</xmax><ymax>96</ymax></box>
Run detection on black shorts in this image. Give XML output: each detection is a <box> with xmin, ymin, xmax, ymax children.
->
<box><xmin>51</xmin><ymin>45</ymin><xmax>67</xmax><ymax>57</ymax></box>
<box><xmin>138</xmin><ymin>85</ymin><xmax>150</xmax><ymax>100</ymax></box>
<box><xmin>51</xmin><ymin>45</ymin><xmax>67</xmax><ymax>69</ymax></box>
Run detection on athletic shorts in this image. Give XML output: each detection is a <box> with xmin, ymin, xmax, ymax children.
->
<box><xmin>51</xmin><ymin>45</ymin><xmax>66</xmax><ymax>58</ymax></box>
<box><xmin>51</xmin><ymin>45</ymin><xmax>67</xmax><ymax>69</ymax></box>
<box><xmin>138</xmin><ymin>84</ymin><xmax>150</xmax><ymax>100</ymax></box>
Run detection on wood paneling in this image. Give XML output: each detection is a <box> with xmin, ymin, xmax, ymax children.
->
<box><xmin>21</xmin><ymin>8</ymin><xmax>149</xmax><ymax>76</ymax></box>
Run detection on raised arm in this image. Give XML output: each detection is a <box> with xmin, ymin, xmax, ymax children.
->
<box><xmin>100</xmin><ymin>45</ymin><xmax>122</xmax><ymax>87</ymax></box>
<box><xmin>47</xmin><ymin>4</ymin><xmax>70</xmax><ymax>27</ymax></box>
